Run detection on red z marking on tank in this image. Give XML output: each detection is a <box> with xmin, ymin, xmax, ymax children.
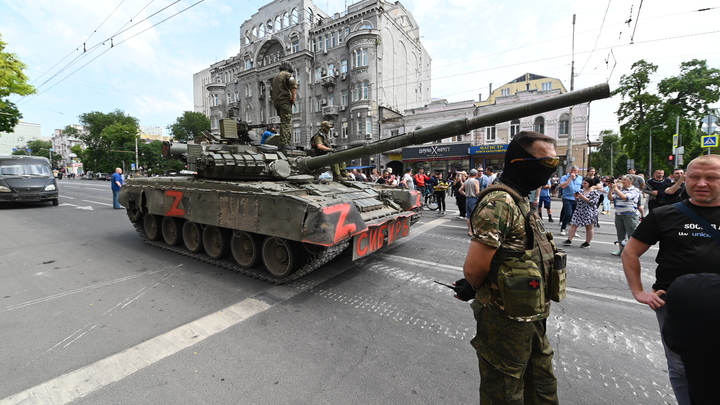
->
<box><xmin>165</xmin><ymin>190</ymin><xmax>186</xmax><ymax>217</ymax></box>
<box><xmin>323</xmin><ymin>203</ymin><xmax>357</xmax><ymax>243</ymax></box>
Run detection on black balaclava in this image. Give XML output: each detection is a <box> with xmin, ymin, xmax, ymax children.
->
<box><xmin>498</xmin><ymin>139</ymin><xmax>556</xmax><ymax>197</ymax></box>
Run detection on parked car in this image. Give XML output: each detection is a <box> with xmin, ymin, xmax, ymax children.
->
<box><xmin>95</xmin><ymin>173</ymin><xmax>109</xmax><ymax>181</ymax></box>
<box><xmin>0</xmin><ymin>155</ymin><xmax>59</xmax><ymax>206</ymax></box>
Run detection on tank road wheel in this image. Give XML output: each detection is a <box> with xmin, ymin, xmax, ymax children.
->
<box><xmin>202</xmin><ymin>226</ymin><xmax>229</xmax><ymax>260</ymax></box>
<box><xmin>231</xmin><ymin>231</ymin><xmax>259</xmax><ymax>268</ymax></box>
<box><xmin>143</xmin><ymin>214</ymin><xmax>162</xmax><ymax>241</ymax></box>
<box><xmin>182</xmin><ymin>221</ymin><xmax>204</xmax><ymax>253</ymax></box>
<box><xmin>161</xmin><ymin>217</ymin><xmax>184</xmax><ymax>246</ymax></box>
<box><xmin>261</xmin><ymin>237</ymin><xmax>300</xmax><ymax>278</ymax></box>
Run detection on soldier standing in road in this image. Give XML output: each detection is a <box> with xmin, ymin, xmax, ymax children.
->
<box><xmin>311</xmin><ymin>121</ymin><xmax>347</xmax><ymax>180</ymax></box>
<box><xmin>111</xmin><ymin>167</ymin><xmax>124</xmax><ymax>209</ymax></box>
<box><xmin>456</xmin><ymin>131</ymin><xmax>562</xmax><ymax>404</ymax></box>
<box><xmin>622</xmin><ymin>154</ymin><xmax>720</xmax><ymax>405</ymax></box>
<box><xmin>270</xmin><ymin>61</ymin><xmax>298</xmax><ymax>149</ymax></box>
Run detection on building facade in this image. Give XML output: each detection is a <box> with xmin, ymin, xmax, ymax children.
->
<box><xmin>51</xmin><ymin>125</ymin><xmax>85</xmax><ymax>175</ymax></box>
<box><xmin>0</xmin><ymin>121</ymin><xmax>43</xmax><ymax>155</ymax></box>
<box><xmin>194</xmin><ymin>0</ymin><xmax>430</xmax><ymax>153</ymax></box>
<box><xmin>382</xmin><ymin>73</ymin><xmax>591</xmax><ymax>176</ymax></box>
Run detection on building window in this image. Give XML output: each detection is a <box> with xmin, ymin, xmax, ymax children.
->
<box><xmin>307</xmin><ymin>8</ymin><xmax>313</xmax><ymax>24</ymax></box>
<box><xmin>258</xmin><ymin>24</ymin><xmax>265</xmax><ymax>38</ymax></box>
<box><xmin>291</xmin><ymin>8</ymin><xmax>298</xmax><ymax>25</ymax></box>
<box><xmin>315</xmin><ymin>67</ymin><xmax>323</xmax><ymax>82</ymax></box>
<box><xmin>354</xmin><ymin>48</ymin><xmax>368</xmax><ymax>68</ymax></box>
<box><xmin>316</xmin><ymin>99</ymin><xmax>323</xmax><ymax>112</ymax></box>
<box><xmin>485</xmin><ymin>126</ymin><xmax>496</xmax><ymax>142</ymax></box>
<box><xmin>361</xmin><ymin>82</ymin><xmax>370</xmax><ymax>100</ymax></box>
<box><xmin>341</xmin><ymin>59</ymin><xmax>348</xmax><ymax>73</ymax></box>
<box><xmin>283</xmin><ymin>12</ymin><xmax>289</xmax><ymax>28</ymax></box>
<box><xmin>342</xmin><ymin>124</ymin><xmax>348</xmax><ymax>138</ymax></box>
<box><xmin>510</xmin><ymin>119</ymin><xmax>520</xmax><ymax>139</ymax></box>
<box><xmin>327</xmin><ymin>63</ymin><xmax>335</xmax><ymax>76</ymax></box>
<box><xmin>339</xmin><ymin>29</ymin><xmax>344</xmax><ymax>44</ymax></box>
<box><xmin>357</xmin><ymin>117</ymin><xmax>365</xmax><ymax>136</ymax></box>
<box><xmin>558</xmin><ymin>114</ymin><xmax>569</xmax><ymax>135</ymax></box>
<box><xmin>365</xmin><ymin>117</ymin><xmax>372</xmax><ymax>137</ymax></box>
<box><xmin>542</xmin><ymin>82</ymin><xmax>552</xmax><ymax>91</ymax></box>
<box><xmin>341</xmin><ymin>90</ymin><xmax>348</xmax><ymax>106</ymax></box>
<box><xmin>292</xmin><ymin>94</ymin><xmax>301</xmax><ymax>113</ymax></box>
<box><xmin>292</xmin><ymin>38</ymin><xmax>299</xmax><ymax>53</ymax></box>
<box><xmin>331</xmin><ymin>32</ymin><xmax>337</xmax><ymax>48</ymax></box>
<box><xmin>328</xmin><ymin>92</ymin><xmax>334</xmax><ymax>106</ymax></box>
<box><xmin>351</xmin><ymin>83</ymin><xmax>358</xmax><ymax>102</ymax></box>
<box><xmin>245</xmin><ymin>58</ymin><xmax>253</xmax><ymax>70</ymax></box>
<box><xmin>245</xmin><ymin>83</ymin><xmax>252</xmax><ymax>97</ymax></box>
<box><xmin>501</xmin><ymin>88</ymin><xmax>510</xmax><ymax>97</ymax></box>
<box><xmin>325</xmin><ymin>34</ymin><xmax>330</xmax><ymax>51</ymax></box>
<box><xmin>293</xmin><ymin>129</ymin><xmax>301</xmax><ymax>143</ymax></box>
<box><xmin>533</xmin><ymin>117</ymin><xmax>545</xmax><ymax>134</ymax></box>
<box><xmin>274</xmin><ymin>17</ymin><xmax>281</xmax><ymax>31</ymax></box>
<box><xmin>212</xmin><ymin>94</ymin><xmax>219</xmax><ymax>106</ymax></box>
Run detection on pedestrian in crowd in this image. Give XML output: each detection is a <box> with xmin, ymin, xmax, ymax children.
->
<box><xmin>661</xmin><ymin>273</ymin><xmax>720</xmax><ymax>405</ymax></box>
<box><xmin>644</xmin><ymin>169</ymin><xmax>672</xmax><ymax>211</ymax></box>
<box><xmin>376</xmin><ymin>170</ymin><xmax>389</xmax><ymax>184</ymax></box>
<box><xmin>608</xmin><ymin>175</ymin><xmax>641</xmax><ymax>256</ymax></box>
<box><xmin>558</xmin><ymin>165</ymin><xmax>583</xmax><ymax>236</ymax></box>
<box><xmin>260</xmin><ymin>125</ymin><xmax>278</xmax><ymax>145</ymax></box>
<box><xmin>434</xmin><ymin>172</ymin><xmax>449</xmax><ymax>214</ymax></box>
<box><xmin>453</xmin><ymin>171</ymin><xmax>467</xmax><ymax>218</ymax></box>
<box><xmin>477</xmin><ymin>167</ymin><xmax>489</xmax><ymax>191</ymax></box>
<box><xmin>538</xmin><ymin>179</ymin><xmax>554</xmax><ymax>222</ymax></box>
<box><xmin>111</xmin><ymin>167</ymin><xmax>124</xmax><ymax>209</ymax></box>
<box><xmin>626</xmin><ymin>168</ymin><xmax>646</xmax><ymax>218</ymax></box>
<box><xmin>601</xmin><ymin>177</ymin><xmax>612</xmax><ymax>215</ymax></box>
<box><xmin>414</xmin><ymin>168</ymin><xmax>430</xmax><ymax>196</ymax></box>
<box><xmin>370</xmin><ymin>169</ymin><xmax>380</xmax><ymax>183</ymax></box>
<box><xmin>270</xmin><ymin>61</ymin><xmax>298</xmax><ymax>149</ymax></box>
<box><xmin>456</xmin><ymin>130</ymin><xmax>561</xmax><ymax>404</ymax></box>
<box><xmin>401</xmin><ymin>168</ymin><xmax>415</xmax><ymax>190</ymax></box>
<box><xmin>459</xmin><ymin>169</ymin><xmax>481</xmax><ymax>237</ymax></box>
<box><xmin>664</xmin><ymin>168</ymin><xmax>687</xmax><ymax>205</ymax></box>
<box><xmin>621</xmin><ymin>154</ymin><xmax>720</xmax><ymax>405</ymax></box>
<box><xmin>484</xmin><ymin>166</ymin><xmax>496</xmax><ymax>185</ymax></box>
<box><xmin>562</xmin><ymin>179</ymin><xmax>602</xmax><ymax>248</ymax></box>
<box><xmin>584</xmin><ymin>167</ymin><xmax>602</xmax><ymax>188</ymax></box>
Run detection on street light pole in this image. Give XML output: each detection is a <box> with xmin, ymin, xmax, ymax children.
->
<box><xmin>135</xmin><ymin>136</ymin><xmax>139</xmax><ymax>174</ymax></box>
<box><xmin>649</xmin><ymin>124</ymin><xmax>663</xmax><ymax>175</ymax></box>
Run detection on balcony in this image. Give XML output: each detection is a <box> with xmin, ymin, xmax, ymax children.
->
<box><xmin>321</xmin><ymin>76</ymin><xmax>336</xmax><ymax>88</ymax></box>
<box><xmin>322</xmin><ymin>106</ymin><xmax>339</xmax><ymax>117</ymax></box>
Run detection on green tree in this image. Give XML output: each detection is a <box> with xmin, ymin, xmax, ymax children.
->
<box><xmin>588</xmin><ymin>132</ymin><xmax>626</xmax><ymax>176</ymax></box>
<box><xmin>614</xmin><ymin>59</ymin><xmax>720</xmax><ymax>170</ymax></box>
<box><xmin>77</xmin><ymin>109</ymin><xmax>139</xmax><ymax>172</ymax></box>
<box><xmin>0</xmin><ymin>34</ymin><xmax>36</xmax><ymax>132</ymax></box>
<box><xmin>167</xmin><ymin>111</ymin><xmax>210</xmax><ymax>142</ymax></box>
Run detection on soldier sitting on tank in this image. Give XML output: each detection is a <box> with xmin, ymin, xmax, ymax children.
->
<box><xmin>311</xmin><ymin>121</ymin><xmax>348</xmax><ymax>180</ymax></box>
<box><xmin>261</xmin><ymin>125</ymin><xmax>279</xmax><ymax>145</ymax></box>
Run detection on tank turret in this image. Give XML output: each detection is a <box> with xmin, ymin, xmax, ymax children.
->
<box><xmin>164</xmin><ymin>83</ymin><xmax>610</xmax><ymax>180</ymax></box>
<box><xmin>120</xmin><ymin>83</ymin><xmax>610</xmax><ymax>284</ymax></box>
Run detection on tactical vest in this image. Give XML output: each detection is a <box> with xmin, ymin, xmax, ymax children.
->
<box><xmin>472</xmin><ymin>184</ymin><xmax>567</xmax><ymax>321</ymax></box>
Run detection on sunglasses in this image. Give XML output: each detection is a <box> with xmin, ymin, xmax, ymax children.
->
<box><xmin>509</xmin><ymin>157</ymin><xmax>560</xmax><ymax>168</ymax></box>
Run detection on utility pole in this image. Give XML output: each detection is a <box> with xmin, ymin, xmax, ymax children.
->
<box><xmin>675</xmin><ymin>116</ymin><xmax>680</xmax><ymax>168</ymax></box>
<box><xmin>567</xmin><ymin>14</ymin><xmax>576</xmax><ymax>172</ymax></box>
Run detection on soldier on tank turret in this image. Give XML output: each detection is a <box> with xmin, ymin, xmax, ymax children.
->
<box><xmin>311</xmin><ymin>121</ymin><xmax>348</xmax><ymax>180</ymax></box>
<box><xmin>271</xmin><ymin>61</ymin><xmax>298</xmax><ymax>150</ymax></box>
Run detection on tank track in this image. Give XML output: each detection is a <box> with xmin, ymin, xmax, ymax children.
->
<box><xmin>131</xmin><ymin>220</ymin><xmax>350</xmax><ymax>285</ymax></box>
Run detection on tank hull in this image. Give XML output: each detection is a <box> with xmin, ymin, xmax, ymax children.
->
<box><xmin>119</xmin><ymin>176</ymin><xmax>421</xmax><ymax>283</ymax></box>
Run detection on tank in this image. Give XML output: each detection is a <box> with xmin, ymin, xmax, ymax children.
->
<box><xmin>119</xmin><ymin>83</ymin><xmax>610</xmax><ymax>284</ymax></box>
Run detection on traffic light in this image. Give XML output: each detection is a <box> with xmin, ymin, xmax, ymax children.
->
<box><xmin>667</xmin><ymin>154</ymin><xmax>675</xmax><ymax>167</ymax></box>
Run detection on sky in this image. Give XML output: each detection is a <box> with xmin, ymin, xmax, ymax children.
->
<box><xmin>1</xmin><ymin>0</ymin><xmax>718</xmax><ymax>139</ymax></box>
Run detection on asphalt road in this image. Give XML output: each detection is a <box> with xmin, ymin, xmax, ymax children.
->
<box><xmin>0</xmin><ymin>180</ymin><xmax>677</xmax><ymax>404</ymax></box>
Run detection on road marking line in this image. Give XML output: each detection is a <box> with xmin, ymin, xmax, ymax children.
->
<box><xmin>83</xmin><ymin>199</ymin><xmax>112</xmax><ymax>206</ymax></box>
<box><xmin>0</xmin><ymin>267</ymin><xmax>346</xmax><ymax>405</ymax></box>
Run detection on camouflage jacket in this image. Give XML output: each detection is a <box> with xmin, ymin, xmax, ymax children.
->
<box><xmin>470</xmin><ymin>188</ymin><xmax>552</xmax><ymax>321</ymax></box>
<box><xmin>270</xmin><ymin>71</ymin><xmax>298</xmax><ymax>108</ymax></box>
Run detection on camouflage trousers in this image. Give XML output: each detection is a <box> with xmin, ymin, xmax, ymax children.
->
<box><xmin>470</xmin><ymin>301</ymin><xmax>558</xmax><ymax>405</ymax></box>
<box><xmin>275</xmin><ymin>103</ymin><xmax>293</xmax><ymax>147</ymax></box>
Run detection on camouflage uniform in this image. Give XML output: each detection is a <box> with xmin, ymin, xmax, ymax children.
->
<box><xmin>311</xmin><ymin>125</ymin><xmax>347</xmax><ymax>179</ymax></box>
<box><xmin>470</xmin><ymin>189</ymin><xmax>558</xmax><ymax>405</ymax></box>
<box><xmin>270</xmin><ymin>70</ymin><xmax>298</xmax><ymax>147</ymax></box>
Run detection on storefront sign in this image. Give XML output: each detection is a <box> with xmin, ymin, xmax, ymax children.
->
<box><xmin>389</xmin><ymin>153</ymin><xmax>403</xmax><ymax>161</ymax></box>
<box><xmin>402</xmin><ymin>143</ymin><xmax>470</xmax><ymax>161</ymax></box>
<box><xmin>469</xmin><ymin>144</ymin><xmax>509</xmax><ymax>154</ymax></box>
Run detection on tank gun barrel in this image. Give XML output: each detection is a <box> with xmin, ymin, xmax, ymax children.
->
<box><xmin>299</xmin><ymin>83</ymin><xmax>610</xmax><ymax>172</ymax></box>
